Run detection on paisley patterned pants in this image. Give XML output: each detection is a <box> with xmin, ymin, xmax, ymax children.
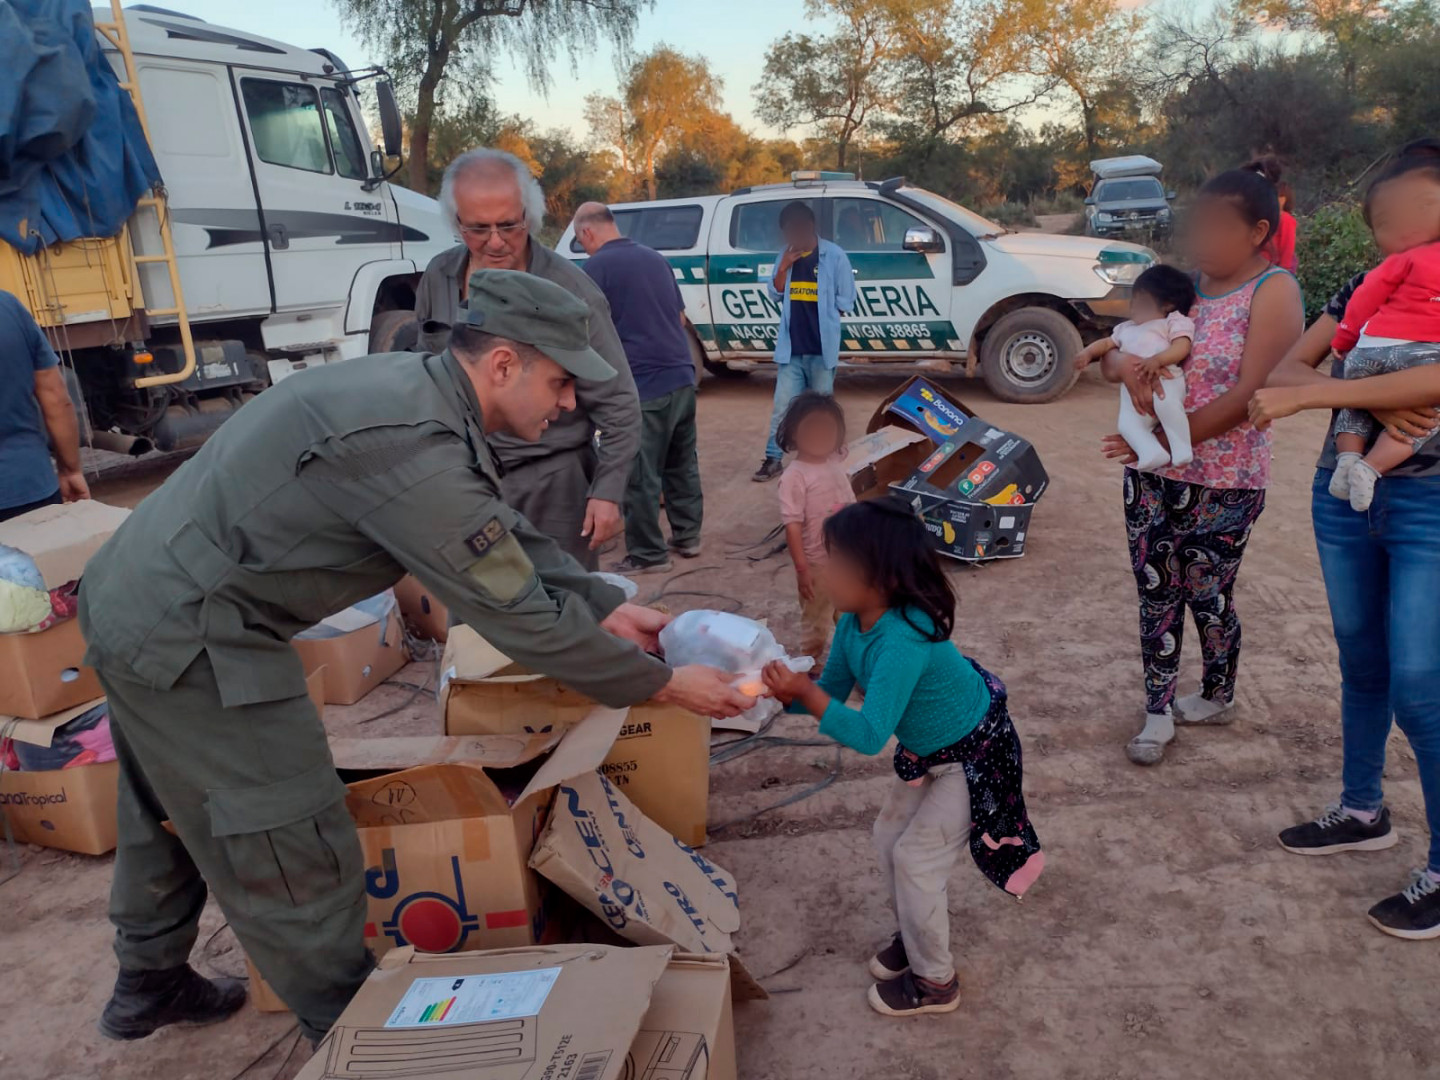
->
<box><xmin>1124</xmin><ymin>470</ymin><xmax>1267</xmax><ymax>714</ymax></box>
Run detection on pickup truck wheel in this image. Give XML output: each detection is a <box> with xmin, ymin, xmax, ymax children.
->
<box><xmin>979</xmin><ymin>307</ymin><xmax>1081</xmax><ymax>403</ymax></box>
<box><xmin>370</xmin><ymin>309</ymin><xmax>418</xmax><ymax>354</ymax></box>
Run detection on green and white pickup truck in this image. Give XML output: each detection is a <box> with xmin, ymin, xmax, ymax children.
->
<box><xmin>555</xmin><ymin>172</ymin><xmax>1155</xmax><ymax>403</ymax></box>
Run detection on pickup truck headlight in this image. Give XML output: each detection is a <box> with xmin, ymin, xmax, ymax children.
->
<box><xmin>1094</xmin><ymin>211</ymin><xmax>1114</xmax><ymax>224</ymax></box>
<box><xmin>1158</xmin><ymin>207</ymin><xmax>1173</xmax><ymax>221</ymax></box>
<box><xmin>1094</xmin><ymin>246</ymin><xmax>1154</xmax><ymax>285</ymax></box>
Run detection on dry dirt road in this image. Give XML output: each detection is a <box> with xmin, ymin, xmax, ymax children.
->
<box><xmin>3</xmin><ymin>367</ymin><xmax>1430</xmax><ymax>1080</ymax></box>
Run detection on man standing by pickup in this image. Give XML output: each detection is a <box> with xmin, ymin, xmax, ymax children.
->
<box><xmin>414</xmin><ymin>149</ymin><xmax>640</xmax><ymax>569</ymax></box>
<box><xmin>753</xmin><ymin>201</ymin><xmax>855</xmax><ymax>482</ymax></box>
<box><xmin>1</xmin><ymin>290</ymin><xmax>89</xmax><ymax>519</ymax></box>
<box><xmin>79</xmin><ymin>270</ymin><xmax>752</xmax><ymax>1045</ymax></box>
<box><xmin>572</xmin><ymin>202</ymin><xmax>702</xmax><ymax>575</ymax></box>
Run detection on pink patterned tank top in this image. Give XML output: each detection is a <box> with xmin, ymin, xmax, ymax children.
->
<box><xmin>1159</xmin><ymin>269</ymin><xmax>1287</xmax><ymax>490</ymax></box>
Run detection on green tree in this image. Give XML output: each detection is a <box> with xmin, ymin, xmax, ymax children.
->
<box><xmin>333</xmin><ymin>0</ymin><xmax>649</xmax><ymax>192</ymax></box>
<box><xmin>584</xmin><ymin>47</ymin><xmax>724</xmax><ymax>200</ymax></box>
<box><xmin>754</xmin><ymin>0</ymin><xmax>912</xmax><ymax>170</ymax></box>
<box><xmin>1234</xmin><ymin>0</ymin><xmax>1401</xmax><ymax>89</ymax></box>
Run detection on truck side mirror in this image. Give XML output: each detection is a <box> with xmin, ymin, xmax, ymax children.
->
<box><xmin>1083</xmin><ymin>196</ymin><xmax>1095</xmax><ymax>205</ymax></box>
<box><xmin>370</xmin><ymin>149</ymin><xmax>385</xmax><ymax>180</ymax></box>
<box><xmin>376</xmin><ymin>79</ymin><xmax>403</xmax><ymax>159</ymax></box>
<box><xmin>1166</xmin><ymin>190</ymin><xmax>1177</xmax><ymax>201</ymax></box>
<box><xmin>902</xmin><ymin>226</ymin><xmax>944</xmax><ymax>254</ymax></box>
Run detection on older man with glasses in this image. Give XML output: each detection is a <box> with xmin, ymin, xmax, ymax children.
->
<box><xmin>413</xmin><ymin>148</ymin><xmax>640</xmax><ymax>569</ymax></box>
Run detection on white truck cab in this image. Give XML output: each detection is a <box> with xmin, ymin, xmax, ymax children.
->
<box><xmin>556</xmin><ymin>174</ymin><xmax>1154</xmax><ymax>402</ymax></box>
<box><xmin>4</xmin><ymin>6</ymin><xmax>450</xmax><ymax>451</ymax></box>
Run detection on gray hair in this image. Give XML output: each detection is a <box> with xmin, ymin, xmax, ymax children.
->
<box><xmin>440</xmin><ymin>148</ymin><xmax>545</xmax><ymax>236</ymax></box>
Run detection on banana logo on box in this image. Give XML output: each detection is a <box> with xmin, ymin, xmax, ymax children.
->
<box><xmin>942</xmin><ymin>521</ymin><xmax>956</xmax><ymax>545</ymax></box>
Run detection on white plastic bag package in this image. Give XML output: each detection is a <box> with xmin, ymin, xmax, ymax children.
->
<box><xmin>659</xmin><ymin>609</ymin><xmax>814</xmax><ymax>726</ymax></box>
<box><xmin>593</xmin><ymin>571</ymin><xmax>639</xmax><ymax>600</ymax></box>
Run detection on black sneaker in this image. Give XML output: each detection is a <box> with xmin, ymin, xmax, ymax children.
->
<box><xmin>1368</xmin><ymin>870</ymin><xmax>1440</xmax><ymax>940</ymax></box>
<box><xmin>752</xmin><ymin>457</ymin><xmax>783</xmax><ymax>482</ymax></box>
<box><xmin>867</xmin><ymin>971</ymin><xmax>961</xmax><ymax>1016</ymax></box>
<box><xmin>868</xmin><ymin>933</ymin><xmax>910</xmax><ymax>981</ymax></box>
<box><xmin>99</xmin><ymin>964</ymin><xmax>247</xmax><ymax>1041</ymax></box>
<box><xmin>1278</xmin><ymin>804</ymin><xmax>1397</xmax><ymax>856</ymax></box>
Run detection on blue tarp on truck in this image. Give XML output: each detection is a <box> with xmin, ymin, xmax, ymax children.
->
<box><xmin>0</xmin><ymin>0</ymin><xmax>162</xmax><ymax>255</ymax></box>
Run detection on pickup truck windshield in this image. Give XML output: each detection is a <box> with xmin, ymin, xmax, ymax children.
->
<box><xmin>1096</xmin><ymin>178</ymin><xmax>1164</xmax><ymax>202</ymax></box>
<box><xmin>897</xmin><ymin>187</ymin><xmax>1005</xmax><ymax>237</ymax></box>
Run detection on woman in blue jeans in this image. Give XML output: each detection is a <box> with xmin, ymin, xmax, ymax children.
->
<box><xmin>1250</xmin><ymin>141</ymin><xmax>1440</xmax><ymax>939</ymax></box>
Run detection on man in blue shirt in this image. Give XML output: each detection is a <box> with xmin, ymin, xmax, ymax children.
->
<box><xmin>754</xmin><ymin>201</ymin><xmax>856</xmax><ymax>481</ymax></box>
<box><xmin>574</xmin><ymin>203</ymin><xmax>702</xmax><ymax>573</ymax></box>
<box><xmin>1</xmin><ymin>290</ymin><xmax>88</xmax><ymax>520</ymax></box>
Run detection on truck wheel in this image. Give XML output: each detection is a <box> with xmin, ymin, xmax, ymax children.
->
<box><xmin>702</xmin><ymin>357</ymin><xmax>748</xmax><ymax>379</ymax></box>
<box><xmin>370</xmin><ymin>309</ymin><xmax>418</xmax><ymax>354</ymax></box>
<box><xmin>979</xmin><ymin>307</ymin><xmax>1081</xmax><ymax>404</ymax></box>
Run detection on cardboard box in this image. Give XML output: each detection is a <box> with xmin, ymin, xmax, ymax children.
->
<box><xmin>0</xmin><ymin>500</ymin><xmax>130</xmax><ymax>719</ymax></box>
<box><xmin>329</xmin><ymin>708</ymin><xmax>627</xmax><ymax>960</ymax></box>
<box><xmin>394</xmin><ymin>574</ymin><xmax>450</xmax><ymax>643</ymax></box>
<box><xmin>531</xmin><ymin>771</ymin><xmax>760</xmax><ymax>999</ymax></box>
<box><xmin>298</xmin><ymin>944</ymin><xmax>737</xmax><ymax>1080</ymax></box>
<box><xmin>856</xmin><ymin>377</ymin><xmax>1050</xmax><ymax>562</ymax></box>
<box><xmin>0</xmin><ymin>696</ymin><xmax>117</xmax><ymax>854</ymax></box>
<box><xmin>293</xmin><ymin>594</ymin><xmax>409</xmax><ymax>705</ymax></box>
<box><xmin>441</xmin><ymin>628</ymin><xmax>711</xmax><ymax>847</ymax></box>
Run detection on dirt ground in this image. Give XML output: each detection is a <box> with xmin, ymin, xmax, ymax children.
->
<box><xmin>3</xmin><ymin>367</ymin><xmax>1431</xmax><ymax>1080</ymax></box>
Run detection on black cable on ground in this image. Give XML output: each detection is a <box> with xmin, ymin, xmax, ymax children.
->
<box><xmin>707</xmin><ymin>742</ymin><xmax>844</xmax><ymax>833</ymax></box>
<box><xmin>226</xmin><ymin>1023</ymin><xmax>301</xmax><ymax>1080</ymax></box>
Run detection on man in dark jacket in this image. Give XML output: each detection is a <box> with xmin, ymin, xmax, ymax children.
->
<box><xmin>573</xmin><ymin>202</ymin><xmax>702</xmax><ymax>574</ymax></box>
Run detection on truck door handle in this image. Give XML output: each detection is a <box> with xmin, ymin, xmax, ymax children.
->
<box><xmin>268</xmin><ymin>223</ymin><xmax>290</xmax><ymax>250</ymax></box>
<box><xmin>724</xmin><ymin>267</ymin><xmax>751</xmax><ymax>275</ymax></box>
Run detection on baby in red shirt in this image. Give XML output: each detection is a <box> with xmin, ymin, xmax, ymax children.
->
<box><xmin>1330</xmin><ymin>237</ymin><xmax>1440</xmax><ymax>510</ymax></box>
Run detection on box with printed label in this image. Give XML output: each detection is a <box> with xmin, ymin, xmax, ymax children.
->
<box><xmin>393</xmin><ymin>574</ymin><xmax>450</xmax><ymax>643</ymax></box>
<box><xmin>0</xmin><ymin>697</ymin><xmax>117</xmax><ymax>854</ymax></box>
<box><xmin>329</xmin><ymin>708</ymin><xmax>626</xmax><ymax>961</ymax></box>
<box><xmin>0</xmin><ymin>500</ymin><xmax>131</xmax><ymax>719</ymax></box>
<box><xmin>293</xmin><ymin>592</ymin><xmax>409</xmax><ymax>705</ymax></box>
<box><xmin>296</xmin><ymin>944</ymin><xmax>738</xmax><ymax>1080</ymax></box>
<box><xmin>440</xmin><ymin>627</ymin><xmax>710</xmax><ymax>846</ymax></box>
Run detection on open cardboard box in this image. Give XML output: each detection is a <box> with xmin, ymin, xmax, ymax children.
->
<box><xmin>440</xmin><ymin>627</ymin><xmax>711</xmax><ymax>847</ymax></box>
<box><xmin>297</xmin><ymin>944</ymin><xmax>737</xmax><ymax>1080</ymax></box>
<box><xmin>393</xmin><ymin>574</ymin><xmax>450</xmax><ymax>643</ymax></box>
<box><xmin>293</xmin><ymin>593</ymin><xmax>410</xmax><ymax>705</ymax></box>
<box><xmin>328</xmin><ymin>709</ymin><xmax>627</xmax><ymax>961</ymax></box>
<box><xmin>0</xmin><ymin>697</ymin><xmax>118</xmax><ymax>855</ymax></box>
<box><xmin>853</xmin><ymin>377</ymin><xmax>1050</xmax><ymax>562</ymax></box>
<box><xmin>0</xmin><ymin>500</ymin><xmax>130</xmax><ymax>719</ymax></box>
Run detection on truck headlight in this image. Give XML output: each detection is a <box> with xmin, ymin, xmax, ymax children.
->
<box><xmin>1158</xmin><ymin>207</ymin><xmax>1172</xmax><ymax>221</ymax></box>
<box><xmin>1094</xmin><ymin>211</ymin><xmax>1113</xmax><ymax>224</ymax></box>
<box><xmin>1094</xmin><ymin>246</ymin><xmax>1154</xmax><ymax>285</ymax></box>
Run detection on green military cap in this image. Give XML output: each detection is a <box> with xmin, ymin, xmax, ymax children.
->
<box><xmin>460</xmin><ymin>269</ymin><xmax>616</xmax><ymax>381</ymax></box>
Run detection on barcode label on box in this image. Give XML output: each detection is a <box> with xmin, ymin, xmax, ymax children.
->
<box><xmin>576</xmin><ymin>1051</ymin><xmax>612</xmax><ymax>1080</ymax></box>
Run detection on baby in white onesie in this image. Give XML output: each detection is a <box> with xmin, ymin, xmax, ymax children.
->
<box><xmin>1074</xmin><ymin>264</ymin><xmax>1197</xmax><ymax>472</ymax></box>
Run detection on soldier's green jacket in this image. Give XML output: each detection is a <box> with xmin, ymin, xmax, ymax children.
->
<box><xmin>414</xmin><ymin>242</ymin><xmax>640</xmax><ymax>505</ymax></box>
<box><xmin>80</xmin><ymin>349</ymin><xmax>672</xmax><ymax>709</ymax></box>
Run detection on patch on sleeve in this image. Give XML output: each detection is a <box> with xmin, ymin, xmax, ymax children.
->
<box><xmin>465</xmin><ymin>516</ymin><xmax>510</xmax><ymax>557</ymax></box>
<box><xmin>464</xmin><ymin>532</ymin><xmax>535</xmax><ymax>605</ymax></box>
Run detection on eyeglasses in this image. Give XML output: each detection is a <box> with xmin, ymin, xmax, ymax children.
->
<box><xmin>458</xmin><ymin>220</ymin><xmax>527</xmax><ymax>240</ymax></box>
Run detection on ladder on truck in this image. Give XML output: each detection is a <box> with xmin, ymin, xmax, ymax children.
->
<box><xmin>93</xmin><ymin>0</ymin><xmax>195</xmax><ymax>388</ymax></box>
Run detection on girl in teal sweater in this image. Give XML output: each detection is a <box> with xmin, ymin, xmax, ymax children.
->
<box><xmin>764</xmin><ymin>496</ymin><xmax>1043</xmax><ymax>1018</ymax></box>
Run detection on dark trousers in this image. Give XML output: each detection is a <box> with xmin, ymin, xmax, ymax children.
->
<box><xmin>0</xmin><ymin>488</ymin><xmax>60</xmax><ymax>522</ymax></box>
<box><xmin>501</xmin><ymin>445</ymin><xmax>599</xmax><ymax>571</ymax></box>
<box><xmin>98</xmin><ymin>652</ymin><xmax>372</xmax><ymax>1041</ymax></box>
<box><xmin>625</xmin><ymin>386</ymin><xmax>702</xmax><ymax>564</ymax></box>
<box><xmin>1123</xmin><ymin>469</ymin><xmax>1266</xmax><ymax>715</ymax></box>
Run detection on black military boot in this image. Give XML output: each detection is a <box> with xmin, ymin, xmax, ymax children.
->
<box><xmin>98</xmin><ymin>964</ymin><xmax>247</xmax><ymax>1040</ymax></box>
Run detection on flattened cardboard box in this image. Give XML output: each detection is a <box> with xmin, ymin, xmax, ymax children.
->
<box><xmin>330</xmin><ymin>709</ymin><xmax>626</xmax><ymax>961</ymax></box>
<box><xmin>441</xmin><ymin>627</ymin><xmax>711</xmax><ymax>847</ymax></box>
<box><xmin>0</xmin><ymin>696</ymin><xmax>117</xmax><ymax>854</ymax></box>
<box><xmin>531</xmin><ymin>770</ymin><xmax>764</xmax><ymax>999</ymax></box>
<box><xmin>297</xmin><ymin>943</ymin><xmax>678</xmax><ymax>1080</ymax></box>
<box><xmin>0</xmin><ymin>500</ymin><xmax>130</xmax><ymax>719</ymax></box>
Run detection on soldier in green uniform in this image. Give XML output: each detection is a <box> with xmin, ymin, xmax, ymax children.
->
<box><xmin>77</xmin><ymin>271</ymin><xmax>752</xmax><ymax>1045</ymax></box>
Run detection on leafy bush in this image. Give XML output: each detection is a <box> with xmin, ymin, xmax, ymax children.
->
<box><xmin>1297</xmin><ymin>205</ymin><xmax>1378</xmax><ymax>322</ymax></box>
<box><xmin>982</xmin><ymin>201</ymin><xmax>1039</xmax><ymax>228</ymax></box>
<box><xmin>1030</xmin><ymin>192</ymin><xmax>1085</xmax><ymax>215</ymax></box>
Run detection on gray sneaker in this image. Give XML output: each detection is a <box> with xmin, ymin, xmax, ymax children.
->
<box><xmin>669</xmin><ymin>539</ymin><xmax>703</xmax><ymax>558</ymax></box>
<box><xmin>612</xmin><ymin>554</ymin><xmax>673</xmax><ymax>576</ymax></box>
